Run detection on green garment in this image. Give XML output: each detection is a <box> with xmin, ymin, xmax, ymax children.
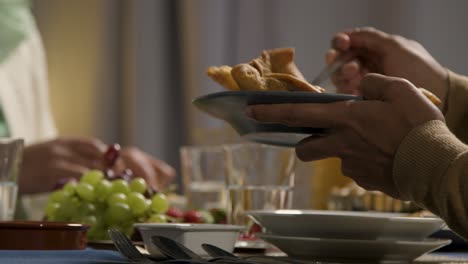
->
<box><xmin>0</xmin><ymin>0</ymin><xmax>34</xmax><ymax>134</ymax></box>
<box><xmin>0</xmin><ymin>105</ymin><xmax>9</xmax><ymax>137</ymax></box>
<box><xmin>0</xmin><ymin>0</ymin><xmax>33</xmax><ymax>63</ymax></box>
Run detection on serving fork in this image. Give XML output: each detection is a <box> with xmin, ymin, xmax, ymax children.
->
<box><xmin>151</xmin><ymin>235</ymin><xmax>255</xmax><ymax>264</ymax></box>
<box><xmin>108</xmin><ymin>229</ymin><xmax>156</xmax><ymax>264</ymax></box>
<box><xmin>311</xmin><ymin>53</ymin><xmax>355</xmax><ymax>87</ymax></box>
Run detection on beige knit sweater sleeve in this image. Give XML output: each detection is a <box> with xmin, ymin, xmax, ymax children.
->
<box><xmin>393</xmin><ymin>71</ymin><xmax>468</xmax><ymax>239</ymax></box>
<box><xmin>445</xmin><ymin>71</ymin><xmax>468</xmax><ymax>143</ymax></box>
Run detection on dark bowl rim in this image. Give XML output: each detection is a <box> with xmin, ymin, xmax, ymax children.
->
<box><xmin>0</xmin><ymin>221</ymin><xmax>90</xmax><ymax>231</ymax></box>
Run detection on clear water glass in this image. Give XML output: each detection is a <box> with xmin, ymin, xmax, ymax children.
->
<box><xmin>0</xmin><ymin>138</ymin><xmax>23</xmax><ymax>221</ymax></box>
<box><xmin>180</xmin><ymin>145</ymin><xmax>228</xmax><ymax>210</ymax></box>
<box><xmin>224</xmin><ymin>143</ymin><xmax>296</xmax><ymax>247</ymax></box>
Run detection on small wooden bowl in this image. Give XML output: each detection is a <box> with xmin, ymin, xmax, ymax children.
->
<box><xmin>0</xmin><ymin>221</ymin><xmax>90</xmax><ymax>250</ymax></box>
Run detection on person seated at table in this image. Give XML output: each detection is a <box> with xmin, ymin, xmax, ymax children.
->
<box><xmin>0</xmin><ymin>0</ymin><xmax>174</xmax><ymax>207</ymax></box>
<box><xmin>247</xmin><ymin>27</ymin><xmax>468</xmax><ymax>239</ymax></box>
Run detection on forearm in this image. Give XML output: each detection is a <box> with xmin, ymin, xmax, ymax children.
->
<box><xmin>445</xmin><ymin>71</ymin><xmax>468</xmax><ymax>143</ymax></box>
<box><xmin>393</xmin><ymin>120</ymin><xmax>468</xmax><ymax>239</ymax></box>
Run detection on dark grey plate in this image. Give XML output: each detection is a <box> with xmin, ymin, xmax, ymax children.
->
<box><xmin>193</xmin><ymin>91</ymin><xmax>361</xmax><ymax>147</ymax></box>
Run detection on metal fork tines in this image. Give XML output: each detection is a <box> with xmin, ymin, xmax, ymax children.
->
<box><xmin>108</xmin><ymin>229</ymin><xmax>154</xmax><ymax>263</ymax></box>
<box><xmin>108</xmin><ymin>229</ymin><xmax>215</xmax><ymax>264</ymax></box>
<box><xmin>311</xmin><ymin>53</ymin><xmax>356</xmax><ymax>86</ymax></box>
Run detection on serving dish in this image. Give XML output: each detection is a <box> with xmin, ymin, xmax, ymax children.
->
<box><xmin>246</xmin><ymin>210</ymin><xmax>445</xmax><ymax>241</ymax></box>
<box><xmin>134</xmin><ymin>223</ymin><xmax>243</xmax><ymax>257</ymax></box>
<box><xmin>193</xmin><ymin>91</ymin><xmax>360</xmax><ymax>147</ymax></box>
<box><xmin>0</xmin><ymin>221</ymin><xmax>89</xmax><ymax>250</ymax></box>
<box><xmin>259</xmin><ymin>234</ymin><xmax>451</xmax><ymax>262</ymax></box>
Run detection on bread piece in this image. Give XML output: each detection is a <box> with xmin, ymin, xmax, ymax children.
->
<box><xmin>250</xmin><ymin>48</ymin><xmax>305</xmax><ymax>80</ymax></box>
<box><xmin>231</xmin><ymin>63</ymin><xmax>291</xmax><ymax>91</ymax></box>
<box><xmin>250</xmin><ymin>58</ymin><xmax>272</xmax><ymax>77</ymax></box>
<box><xmin>266</xmin><ymin>73</ymin><xmax>325</xmax><ymax>93</ymax></box>
<box><xmin>206</xmin><ymin>66</ymin><xmax>239</xmax><ymax>90</ymax></box>
<box><xmin>207</xmin><ymin>47</ymin><xmax>324</xmax><ymax>93</ymax></box>
<box><xmin>231</xmin><ymin>64</ymin><xmax>265</xmax><ymax>91</ymax></box>
<box><xmin>267</xmin><ymin>48</ymin><xmax>305</xmax><ymax>80</ymax></box>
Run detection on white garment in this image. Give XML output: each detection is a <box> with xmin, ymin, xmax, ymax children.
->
<box><xmin>0</xmin><ymin>22</ymin><xmax>57</xmax><ymax>143</ymax></box>
<box><xmin>0</xmin><ymin>23</ymin><xmax>57</xmax><ymax>220</ymax></box>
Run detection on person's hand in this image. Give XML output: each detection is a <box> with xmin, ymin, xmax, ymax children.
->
<box><xmin>20</xmin><ymin>138</ymin><xmax>176</xmax><ymax>194</ymax></box>
<box><xmin>116</xmin><ymin>147</ymin><xmax>176</xmax><ymax>190</ymax></box>
<box><xmin>328</xmin><ymin>27</ymin><xmax>448</xmax><ymax>110</ymax></box>
<box><xmin>246</xmin><ymin>74</ymin><xmax>444</xmax><ymax>198</ymax></box>
<box><xmin>20</xmin><ymin>137</ymin><xmax>106</xmax><ymax>194</ymax></box>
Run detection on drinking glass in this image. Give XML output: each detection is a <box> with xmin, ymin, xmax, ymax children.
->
<box><xmin>0</xmin><ymin>138</ymin><xmax>23</xmax><ymax>221</ymax></box>
<box><xmin>181</xmin><ymin>145</ymin><xmax>227</xmax><ymax>210</ymax></box>
<box><xmin>224</xmin><ymin>143</ymin><xmax>295</xmax><ymax>246</ymax></box>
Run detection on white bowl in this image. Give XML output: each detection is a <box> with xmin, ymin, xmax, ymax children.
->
<box><xmin>246</xmin><ymin>210</ymin><xmax>445</xmax><ymax>241</ymax></box>
<box><xmin>134</xmin><ymin>223</ymin><xmax>243</xmax><ymax>257</ymax></box>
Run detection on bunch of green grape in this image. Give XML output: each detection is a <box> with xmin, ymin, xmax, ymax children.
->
<box><xmin>45</xmin><ymin>170</ymin><xmax>170</xmax><ymax>240</ymax></box>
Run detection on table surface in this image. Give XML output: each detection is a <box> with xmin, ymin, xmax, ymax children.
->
<box><xmin>1</xmin><ymin>248</ymin><xmax>468</xmax><ymax>264</ymax></box>
<box><xmin>0</xmin><ymin>249</ymin><xmax>127</xmax><ymax>264</ymax></box>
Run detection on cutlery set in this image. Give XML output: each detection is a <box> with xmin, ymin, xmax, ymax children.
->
<box><xmin>108</xmin><ymin>229</ymin><xmax>306</xmax><ymax>264</ymax></box>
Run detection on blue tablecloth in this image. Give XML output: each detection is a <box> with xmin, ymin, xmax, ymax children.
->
<box><xmin>2</xmin><ymin>249</ymin><xmax>468</xmax><ymax>263</ymax></box>
<box><xmin>0</xmin><ymin>249</ymin><xmax>127</xmax><ymax>264</ymax></box>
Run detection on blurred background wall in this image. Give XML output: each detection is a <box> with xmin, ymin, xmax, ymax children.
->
<box><xmin>32</xmin><ymin>0</ymin><xmax>468</xmax><ymax>208</ymax></box>
<box><xmin>33</xmin><ymin>0</ymin><xmax>185</xmax><ymax>177</ymax></box>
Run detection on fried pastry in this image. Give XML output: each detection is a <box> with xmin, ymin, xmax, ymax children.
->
<box><xmin>207</xmin><ymin>47</ymin><xmax>324</xmax><ymax>93</ymax></box>
<box><xmin>266</xmin><ymin>73</ymin><xmax>325</xmax><ymax>93</ymax></box>
<box><xmin>206</xmin><ymin>66</ymin><xmax>239</xmax><ymax>91</ymax></box>
<box><xmin>230</xmin><ymin>64</ymin><xmax>324</xmax><ymax>92</ymax></box>
<box><xmin>253</xmin><ymin>48</ymin><xmax>305</xmax><ymax>80</ymax></box>
<box><xmin>230</xmin><ymin>64</ymin><xmax>265</xmax><ymax>91</ymax></box>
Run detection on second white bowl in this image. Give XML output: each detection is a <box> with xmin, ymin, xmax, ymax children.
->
<box><xmin>134</xmin><ymin>223</ymin><xmax>243</xmax><ymax>257</ymax></box>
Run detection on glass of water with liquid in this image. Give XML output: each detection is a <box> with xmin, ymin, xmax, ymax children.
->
<box><xmin>224</xmin><ymin>143</ymin><xmax>296</xmax><ymax>248</ymax></box>
<box><xmin>181</xmin><ymin>145</ymin><xmax>227</xmax><ymax>210</ymax></box>
<box><xmin>0</xmin><ymin>138</ymin><xmax>23</xmax><ymax>221</ymax></box>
